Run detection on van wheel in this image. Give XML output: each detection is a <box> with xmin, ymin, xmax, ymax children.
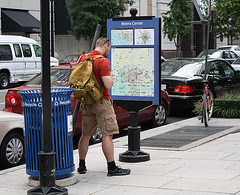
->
<box><xmin>0</xmin><ymin>73</ymin><xmax>9</xmax><ymax>89</ymax></box>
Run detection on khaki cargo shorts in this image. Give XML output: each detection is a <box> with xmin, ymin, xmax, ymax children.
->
<box><xmin>81</xmin><ymin>98</ymin><xmax>119</xmax><ymax>136</ymax></box>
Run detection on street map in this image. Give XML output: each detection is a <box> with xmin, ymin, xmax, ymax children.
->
<box><xmin>111</xmin><ymin>48</ymin><xmax>154</xmax><ymax>97</ymax></box>
<box><xmin>111</xmin><ymin>29</ymin><xmax>133</xmax><ymax>45</ymax></box>
<box><xmin>135</xmin><ymin>29</ymin><xmax>154</xmax><ymax>45</ymax></box>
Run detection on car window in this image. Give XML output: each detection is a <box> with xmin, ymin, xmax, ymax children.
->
<box><xmin>210</xmin><ymin>61</ymin><xmax>234</xmax><ymax>76</ymax></box>
<box><xmin>209</xmin><ymin>61</ymin><xmax>221</xmax><ymax>75</ymax></box>
<box><xmin>235</xmin><ymin>46</ymin><xmax>240</xmax><ymax>51</ymax></box>
<box><xmin>25</xmin><ymin>69</ymin><xmax>73</xmax><ymax>87</ymax></box>
<box><xmin>13</xmin><ymin>44</ymin><xmax>22</xmax><ymax>57</ymax></box>
<box><xmin>233</xmin><ymin>58</ymin><xmax>240</xmax><ymax>64</ymax></box>
<box><xmin>230</xmin><ymin>51</ymin><xmax>238</xmax><ymax>58</ymax></box>
<box><xmin>21</xmin><ymin>44</ymin><xmax>32</xmax><ymax>57</ymax></box>
<box><xmin>0</xmin><ymin>45</ymin><xmax>12</xmax><ymax>61</ymax></box>
<box><xmin>224</xmin><ymin>51</ymin><xmax>231</xmax><ymax>59</ymax></box>
<box><xmin>219</xmin><ymin>61</ymin><xmax>235</xmax><ymax>76</ymax></box>
<box><xmin>33</xmin><ymin>44</ymin><xmax>41</xmax><ymax>57</ymax></box>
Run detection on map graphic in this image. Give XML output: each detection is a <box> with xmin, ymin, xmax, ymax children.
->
<box><xmin>111</xmin><ymin>48</ymin><xmax>154</xmax><ymax>97</ymax></box>
<box><xmin>135</xmin><ymin>29</ymin><xmax>154</xmax><ymax>45</ymax></box>
<box><xmin>111</xmin><ymin>29</ymin><xmax>133</xmax><ymax>45</ymax></box>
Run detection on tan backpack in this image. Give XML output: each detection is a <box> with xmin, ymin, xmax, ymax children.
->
<box><xmin>69</xmin><ymin>54</ymin><xmax>103</xmax><ymax>105</ymax></box>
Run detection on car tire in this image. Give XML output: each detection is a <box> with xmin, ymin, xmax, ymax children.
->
<box><xmin>90</xmin><ymin>127</ymin><xmax>102</xmax><ymax>144</ymax></box>
<box><xmin>152</xmin><ymin>102</ymin><xmax>167</xmax><ymax>127</ymax></box>
<box><xmin>0</xmin><ymin>72</ymin><xmax>9</xmax><ymax>89</ymax></box>
<box><xmin>0</xmin><ymin>132</ymin><xmax>25</xmax><ymax>168</ymax></box>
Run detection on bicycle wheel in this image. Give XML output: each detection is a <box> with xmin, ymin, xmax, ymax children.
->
<box><xmin>207</xmin><ymin>90</ymin><xmax>214</xmax><ymax>120</ymax></box>
<box><xmin>202</xmin><ymin>93</ymin><xmax>209</xmax><ymax>127</ymax></box>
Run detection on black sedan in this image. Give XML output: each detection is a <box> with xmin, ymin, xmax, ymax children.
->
<box><xmin>161</xmin><ymin>59</ymin><xmax>240</xmax><ymax>109</ymax></box>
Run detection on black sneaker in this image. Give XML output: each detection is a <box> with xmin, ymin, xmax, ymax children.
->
<box><xmin>78</xmin><ymin>165</ymin><xmax>87</xmax><ymax>174</ymax></box>
<box><xmin>107</xmin><ymin>166</ymin><xmax>131</xmax><ymax>176</ymax></box>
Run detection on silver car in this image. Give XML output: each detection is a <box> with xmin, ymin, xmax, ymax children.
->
<box><xmin>0</xmin><ymin>111</ymin><xmax>24</xmax><ymax>168</ymax></box>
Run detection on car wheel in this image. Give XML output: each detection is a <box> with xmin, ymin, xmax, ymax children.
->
<box><xmin>0</xmin><ymin>73</ymin><xmax>9</xmax><ymax>89</ymax></box>
<box><xmin>152</xmin><ymin>102</ymin><xmax>167</xmax><ymax>127</ymax></box>
<box><xmin>90</xmin><ymin>127</ymin><xmax>102</xmax><ymax>144</ymax></box>
<box><xmin>0</xmin><ymin>132</ymin><xmax>25</xmax><ymax>168</ymax></box>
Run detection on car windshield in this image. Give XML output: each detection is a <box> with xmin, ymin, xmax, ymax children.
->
<box><xmin>209</xmin><ymin>51</ymin><xmax>222</xmax><ymax>58</ymax></box>
<box><xmin>162</xmin><ymin>60</ymin><xmax>201</xmax><ymax>78</ymax></box>
<box><xmin>59</xmin><ymin>55</ymin><xmax>80</xmax><ymax>62</ymax></box>
<box><xmin>197</xmin><ymin>50</ymin><xmax>216</xmax><ymax>58</ymax></box>
<box><xmin>25</xmin><ymin>69</ymin><xmax>73</xmax><ymax>87</ymax></box>
<box><xmin>171</xmin><ymin>63</ymin><xmax>202</xmax><ymax>78</ymax></box>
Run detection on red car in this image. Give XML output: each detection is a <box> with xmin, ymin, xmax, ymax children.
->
<box><xmin>3</xmin><ymin>65</ymin><xmax>171</xmax><ymax>143</ymax></box>
<box><xmin>59</xmin><ymin>54</ymin><xmax>83</xmax><ymax>66</ymax></box>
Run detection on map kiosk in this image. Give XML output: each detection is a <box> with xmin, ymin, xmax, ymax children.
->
<box><xmin>107</xmin><ymin>8</ymin><xmax>161</xmax><ymax>162</ymax></box>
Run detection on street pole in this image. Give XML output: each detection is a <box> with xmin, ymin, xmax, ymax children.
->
<box><xmin>50</xmin><ymin>0</ymin><xmax>54</xmax><ymax>57</ymax></box>
<box><xmin>204</xmin><ymin>0</ymin><xmax>211</xmax><ymax>80</ymax></box>
<box><xmin>27</xmin><ymin>1</ymin><xmax>67</xmax><ymax>194</ymax></box>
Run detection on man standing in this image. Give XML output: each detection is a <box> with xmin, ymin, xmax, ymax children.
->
<box><xmin>78</xmin><ymin>37</ymin><xmax>131</xmax><ymax>176</ymax></box>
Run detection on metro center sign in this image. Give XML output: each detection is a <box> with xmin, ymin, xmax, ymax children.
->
<box><xmin>107</xmin><ymin>16</ymin><xmax>161</xmax><ymax>109</ymax></box>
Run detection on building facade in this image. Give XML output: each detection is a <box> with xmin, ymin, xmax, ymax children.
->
<box><xmin>1</xmin><ymin>0</ymin><xmax>235</xmax><ymax>60</ymax></box>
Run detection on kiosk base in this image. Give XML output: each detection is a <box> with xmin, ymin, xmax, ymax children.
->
<box><xmin>119</xmin><ymin>150</ymin><xmax>150</xmax><ymax>162</ymax></box>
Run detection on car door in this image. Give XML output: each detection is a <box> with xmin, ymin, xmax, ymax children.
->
<box><xmin>21</xmin><ymin>44</ymin><xmax>35</xmax><ymax>78</ymax></box>
<box><xmin>12</xmin><ymin>44</ymin><xmax>25</xmax><ymax>79</ymax></box>
<box><xmin>208</xmin><ymin>60</ymin><xmax>233</xmax><ymax>96</ymax></box>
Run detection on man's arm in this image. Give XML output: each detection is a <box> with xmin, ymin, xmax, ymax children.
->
<box><xmin>102</xmin><ymin>72</ymin><xmax>113</xmax><ymax>89</ymax></box>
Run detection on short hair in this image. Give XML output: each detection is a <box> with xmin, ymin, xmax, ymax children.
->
<box><xmin>96</xmin><ymin>37</ymin><xmax>110</xmax><ymax>47</ymax></box>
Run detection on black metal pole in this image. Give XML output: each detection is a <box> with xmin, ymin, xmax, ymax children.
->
<box><xmin>27</xmin><ymin>1</ymin><xmax>67</xmax><ymax>194</ymax></box>
<box><xmin>50</xmin><ymin>0</ymin><xmax>54</xmax><ymax>57</ymax></box>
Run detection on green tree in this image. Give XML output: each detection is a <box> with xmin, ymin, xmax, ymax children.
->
<box><xmin>213</xmin><ymin>0</ymin><xmax>240</xmax><ymax>44</ymax></box>
<box><xmin>162</xmin><ymin>0</ymin><xmax>193</xmax><ymax>57</ymax></box>
<box><xmin>68</xmin><ymin>0</ymin><xmax>134</xmax><ymax>40</ymax></box>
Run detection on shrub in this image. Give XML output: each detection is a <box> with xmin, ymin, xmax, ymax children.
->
<box><xmin>192</xmin><ymin>92</ymin><xmax>240</xmax><ymax>118</ymax></box>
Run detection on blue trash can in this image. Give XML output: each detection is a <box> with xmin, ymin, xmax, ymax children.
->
<box><xmin>18</xmin><ymin>88</ymin><xmax>75</xmax><ymax>180</ymax></box>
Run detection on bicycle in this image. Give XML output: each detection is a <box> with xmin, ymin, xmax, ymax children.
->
<box><xmin>201</xmin><ymin>80</ymin><xmax>214</xmax><ymax>127</ymax></box>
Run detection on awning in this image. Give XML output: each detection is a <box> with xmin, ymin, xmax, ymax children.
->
<box><xmin>2</xmin><ymin>9</ymin><xmax>40</xmax><ymax>33</ymax></box>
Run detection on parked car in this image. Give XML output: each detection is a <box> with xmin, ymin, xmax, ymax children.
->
<box><xmin>59</xmin><ymin>54</ymin><xmax>83</xmax><ymax>66</ymax></box>
<box><xmin>196</xmin><ymin>49</ymin><xmax>216</xmax><ymax>58</ymax></box>
<box><xmin>231</xmin><ymin>57</ymin><xmax>240</xmax><ymax>71</ymax></box>
<box><xmin>0</xmin><ymin>111</ymin><xmax>24</xmax><ymax>168</ymax></box>
<box><xmin>161</xmin><ymin>58</ymin><xmax>240</xmax><ymax>108</ymax></box>
<box><xmin>0</xmin><ymin>35</ymin><xmax>59</xmax><ymax>89</ymax></box>
<box><xmin>197</xmin><ymin>49</ymin><xmax>238</xmax><ymax>64</ymax></box>
<box><xmin>3</xmin><ymin>64</ymin><xmax>171</xmax><ymax>143</ymax></box>
<box><xmin>218</xmin><ymin>45</ymin><xmax>240</xmax><ymax>57</ymax></box>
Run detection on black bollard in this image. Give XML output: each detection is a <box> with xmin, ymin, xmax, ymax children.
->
<box><xmin>119</xmin><ymin>111</ymin><xmax>150</xmax><ymax>162</ymax></box>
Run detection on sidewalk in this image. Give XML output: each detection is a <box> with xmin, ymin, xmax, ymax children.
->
<box><xmin>1</xmin><ymin>117</ymin><xmax>240</xmax><ymax>195</ymax></box>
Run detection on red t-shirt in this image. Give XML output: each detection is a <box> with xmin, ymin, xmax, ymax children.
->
<box><xmin>80</xmin><ymin>50</ymin><xmax>111</xmax><ymax>100</ymax></box>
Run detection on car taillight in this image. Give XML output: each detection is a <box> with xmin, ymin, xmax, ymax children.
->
<box><xmin>5</xmin><ymin>94</ymin><xmax>18</xmax><ymax>105</ymax></box>
<box><xmin>174</xmin><ymin>85</ymin><xmax>194</xmax><ymax>93</ymax></box>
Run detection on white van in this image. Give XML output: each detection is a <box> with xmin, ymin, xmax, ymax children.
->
<box><xmin>0</xmin><ymin>35</ymin><xmax>59</xmax><ymax>88</ymax></box>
